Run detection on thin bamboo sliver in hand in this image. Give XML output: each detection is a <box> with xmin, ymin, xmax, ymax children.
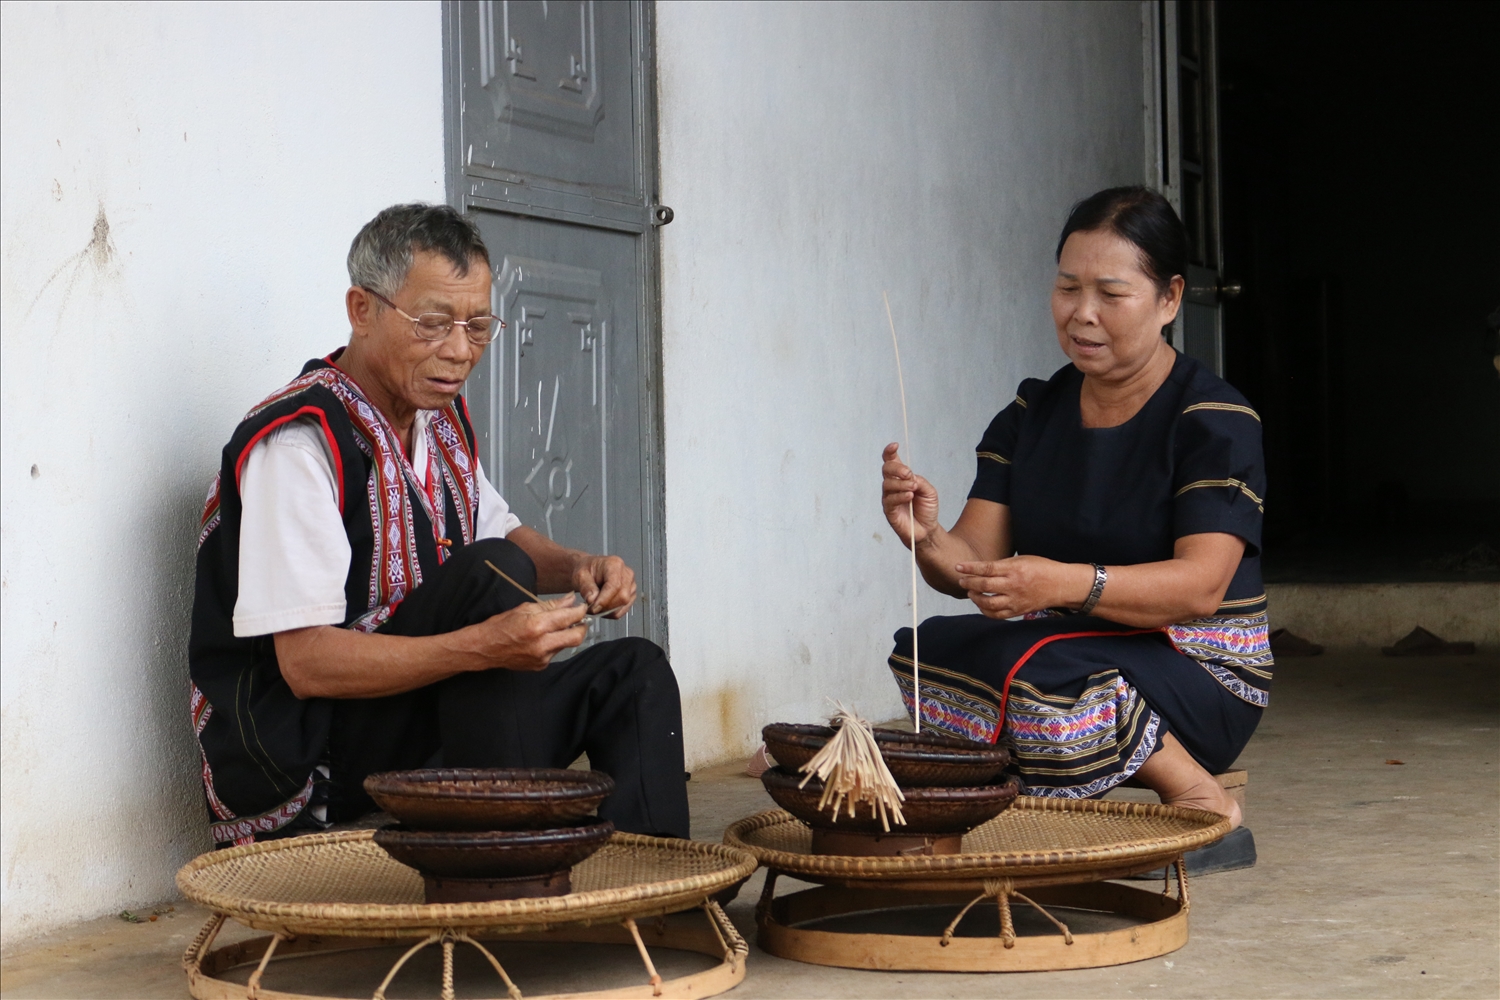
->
<box><xmin>485</xmin><ymin>560</ymin><xmax>539</xmax><ymax>602</ymax></box>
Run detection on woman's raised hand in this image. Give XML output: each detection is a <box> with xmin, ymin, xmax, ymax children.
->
<box><xmin>882</xmin><ymin>443</ymin><xmax>941</xmax><ymax>548</ymax></box>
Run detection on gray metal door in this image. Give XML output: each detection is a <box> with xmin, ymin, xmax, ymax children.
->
<box><xmin>1157</xmin><ymin>0</ymin><xmax>1239</xmax><ymax>373</ymax></box>
<box><xmin>443</xmin><ymin>1</ymin><xmax>667</xmax><ymax>650</ymax></box>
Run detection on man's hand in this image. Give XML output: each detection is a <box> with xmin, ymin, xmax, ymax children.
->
<box><xmin>274</xmin><ymin>594</ymin><xmax>591</xmax><ymax>699</ymax></box>
<box><xmin>507</xmin><ymin>526</ymin><xmax>637</xmax><ymax>618</ymax></box>
<box><xmin>571</xmin><ymin>555</ymin><xmax>637</xmax><ymax>618</ymax></box>
<box><xmin>954</xmin><ymin>556</ymin><xmax>1092</xmax><ymax>620</ymax></box>
<box><xmin>472</xmin><ymin>595</ymin><xmax>591</xmax><ymax>670</ymax></box>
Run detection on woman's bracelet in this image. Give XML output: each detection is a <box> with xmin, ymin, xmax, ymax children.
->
<box><xmin>1077</xmin><ymin>563</ymin><xmax>1108</xmax><ymax>615</ymax></box>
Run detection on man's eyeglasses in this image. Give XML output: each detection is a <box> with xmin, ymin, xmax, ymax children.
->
<box><xmin>363</xmin><ymin>287</ymin><xmax>504</xmax><ymax>345</ymax></box>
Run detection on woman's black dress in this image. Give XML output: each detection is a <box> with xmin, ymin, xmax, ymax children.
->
<box><xmin>888</xmin><ymin>351</ymin><xmax>1272</xmax><ymax>797</ymax></box>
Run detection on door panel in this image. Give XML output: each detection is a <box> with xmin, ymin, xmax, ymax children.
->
<box><xmin>501</xmin><ymin>255</ymin><xmax>611</xmax><ymax>551</ymax></box>
<box><xmin>446</xmin><ymin>1</ymin><xmax>663</xmax><ymax>649</ymax></box>
<box><xmin>466</xmin><ymin>214</ymin><xmax>646</xmax><ymax>646</ymax></box>
<box><xmin>454</xmin><ymin>1</ymin><xmax>645</xmax><ymax>227</ymax></box>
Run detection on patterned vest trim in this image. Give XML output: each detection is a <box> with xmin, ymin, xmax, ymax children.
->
<box><xmin>188</xmin><ymin>355</ymin><xmax>479</xmax><ymax>845</ymax></box>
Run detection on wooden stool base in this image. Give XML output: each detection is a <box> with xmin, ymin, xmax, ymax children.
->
<box><xmin>810</xmin><ymin>829</ymin><xmax>964</xmax><ymax>856</ymax></box>
<box><xmin>759</xmin><ymin>880</ymin><xmax>1188</xmax><ymax>972</ymax></box>
<box><xmin>423</xmin><ymin>868</ymin><xmax>570</xmax><ymax>902</ymax></box>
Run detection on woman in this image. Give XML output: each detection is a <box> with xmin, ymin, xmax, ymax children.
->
<box><xmin>881</xmin><ymin>186</ymin><xmax>1269</xmax><ymax>828</ymax></box>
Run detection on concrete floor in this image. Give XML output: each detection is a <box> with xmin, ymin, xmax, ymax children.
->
<box><xmin>3</xmin><ymin>651</ymin><xmax>1496</xmax><ymax>999</ymax></box>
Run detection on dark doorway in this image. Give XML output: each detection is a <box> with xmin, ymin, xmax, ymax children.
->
<box><xmin>1216</xmin><ymin>0</ymin><xmax>1500</xmax><ymax>583</ymax></box>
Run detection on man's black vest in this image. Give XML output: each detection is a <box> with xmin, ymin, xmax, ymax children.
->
<box><xmin>188</xmin><ymin>354</ymin><xmax>478</xmax><ymax>844</ymax></box>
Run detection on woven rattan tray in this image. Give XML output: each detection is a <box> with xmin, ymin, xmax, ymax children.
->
<box><xmin>726</xmin><ymin>796</ymin><xmax>1230</xmax><ymax>889</ymax></box>
<box><xmin>177</xmin><ymin>830</ymin><xmax>757</xmax><ymax>938</ymax></box>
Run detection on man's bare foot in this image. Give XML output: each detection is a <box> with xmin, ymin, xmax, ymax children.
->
<box><xmin>1132</xmin><ymin>732</ymin><xmax>1242</xmax><ymax>829</ymax></box>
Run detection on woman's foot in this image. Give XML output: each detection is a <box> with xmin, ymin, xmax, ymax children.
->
<box><xmin>1132</xmin><ymin>732</ymin><xmax>1242</xmax><ymax>829</ymax></box>
<box><xmin>1162</xmin><ymin>776</ymin><xmax>1242</xmax><ymax>829</ymax></box>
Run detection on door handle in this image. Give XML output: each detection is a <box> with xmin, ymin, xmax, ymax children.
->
<box><xmin>1189</xmin><ymin>278</ymin><xmax>1243</xmax><ymax>304</ymax></box>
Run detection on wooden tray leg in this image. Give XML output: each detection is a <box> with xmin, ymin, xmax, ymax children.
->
<box><xmin>623</xmin><ymin>918</ymin><xmax>665</xmax><ymax>995</ymax></box>
<box><xmin>451</xmin><ymin>933</ymin><xmax>523</xmax><ymax>999</ymax></box>
<box><xmin>183</xmin><ymin>903</ymin><xmax>748</xmax><ymax>1000</ymax></box>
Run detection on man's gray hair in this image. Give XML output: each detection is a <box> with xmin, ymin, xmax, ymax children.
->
<box><xmin>347</xmin><ymin>203</ymin><xmax>490</xmax><ymax>298</ymax></box>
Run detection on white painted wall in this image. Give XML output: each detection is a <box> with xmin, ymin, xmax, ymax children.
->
<box><xmin>0</xmin><ymin>2</ymin><xmax>444</xmax><ymax>945</ymax></box>
<box><xmin>656</xmin><ymin>0</ymin><xmax>1149</xmax><ymax>767</ymax></box>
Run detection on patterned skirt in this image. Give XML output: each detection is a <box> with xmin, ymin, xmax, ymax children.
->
<box><xmin>888</xmin><ymin>614</ymin><xmax>1262</xmax><ymax>798</ymax></box>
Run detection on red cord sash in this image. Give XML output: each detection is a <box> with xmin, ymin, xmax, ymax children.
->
<box><xmin>990</xmin><ymin>628</ymin><xmax>1165</xmax><ymax>744</ymax></box>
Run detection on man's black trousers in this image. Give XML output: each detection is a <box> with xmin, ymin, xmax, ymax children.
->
<box><xmin>322</xmin><ymin>537</ymin><xmax>689</xmax><ymax>838</ymax></box>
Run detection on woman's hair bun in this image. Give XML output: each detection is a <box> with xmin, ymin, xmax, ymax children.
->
<box><xmin>1056</xmin><ymin>186</ymin><xmax>1188</xmax><ymax>296</ymax></box>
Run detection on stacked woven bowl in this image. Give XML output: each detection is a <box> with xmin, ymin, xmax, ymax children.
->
<box><xmin>759</xmin><ymin>724</ymin><xmax>1021</xmax><ymax>857</ymax></box>
<box><xmin>364</xmin><ymin>768</ymin><xmax>615</xmax><ymax>903</ymax></box>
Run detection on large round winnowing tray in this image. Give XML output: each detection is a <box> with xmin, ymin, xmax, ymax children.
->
<box><xmin>178</xmin><ymin>830</ymin><xmax>755</xmax><ymax>937</ymax></box>
<box><xmin>176</xmin><ymin>830</ymin><xmax>758</xmax><ymax>999</ymax></box>
<box><xmin>726</xmin><ymin>795</ymin><xmax>1229</xmax><ymax>889</ymax></box>
<box><xmin>725</xmin><ymin>797</ymin><xmax>1232</xmax><ymax>972</ymax></box>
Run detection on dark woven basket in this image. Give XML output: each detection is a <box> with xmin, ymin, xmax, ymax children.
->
<box><xmin>762</xmin><ymin>723</ymin><xmax>1010</xmax><ymax>788</ymax></box>
<box><xmin>363</xmin><ymin>768</ymin><xmax>615</xmax><ymax>831</ymax></box>
<box><xmin>372</xmin><ymin>820</ymin><xmax>615</xmax><ymax>879</ymax></box>
<box><xmin>760</xmin><ymin>766</ymin><xmax>1021</xmax><ymax>834</ymax></box>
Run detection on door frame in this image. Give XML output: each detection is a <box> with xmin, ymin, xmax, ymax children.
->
<box><xmin>1144</xmin><ymin>0</ymin><xmax>1225</xmax><ymax>370</ymax></box>
<box><xmin>439</xmin><ymin>0</ymin><xmax>670</xmax><ymax>652</ymax></box>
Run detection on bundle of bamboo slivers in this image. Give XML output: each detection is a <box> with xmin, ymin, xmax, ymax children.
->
<box><xmin>795</xmin><ymin>705</ymin><xmax>907</xmax><ymax>831</ymax></box>
<box><xmin>758</xmin><ymin>717</ymin><xmax>1017</xmax><ymax>855</ymax></box>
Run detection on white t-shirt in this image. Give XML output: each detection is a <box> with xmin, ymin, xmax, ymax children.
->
<box><xmin>232</xmin><ymin>413</ymin><xmax>521</xmax><ymax>637</ymax></box>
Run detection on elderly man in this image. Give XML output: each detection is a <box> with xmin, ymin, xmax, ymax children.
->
<box><xmin>189</xmin><ymin>204</ymin><xmax>688</xmax><ymax>847</ymax></box>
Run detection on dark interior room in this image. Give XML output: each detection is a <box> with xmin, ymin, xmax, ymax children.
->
<box><xmin>1216</xmin><ymin>0</ymin><xmax>1500</xmax><ymax>583</ymax></box>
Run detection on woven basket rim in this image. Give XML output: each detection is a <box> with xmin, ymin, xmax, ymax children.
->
<box><xmin>761</xmin><ymin>766</ymin><xmax>1020</xmax><ymax>800</ymax></box>
<box><xmin>176</xmin><ymin>830</ymin><xmax>757</xmax><ymax>933</ymax></box>
<box><xmin>363</xmin><ymin>767</ymin><xmax>613</xmax><ymax>802</ymax></box>
<box><xmin>763</xmin><ymin>722</ymin><xmax>1009</xmax><ymax>762</ymax></box>
<box><xmin>371</xmin><ymin>820</ymin><xmax>615</xmax><ymax>847</ymax></box>
<box><xmin>723</xmin><ymin>795</ymin><xmax>1230</xmax><ymax>878</ymax></box>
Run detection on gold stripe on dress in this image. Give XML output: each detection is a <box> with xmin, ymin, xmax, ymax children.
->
<box><xmin>1014</xmin><ymin>395</ymin><xmax>1028</xmax><ymax>409</ymax></box>
<box><xmin>977</xmin><ymin>451</ymin><xmax>1011</xmax><ymax>465</ymax></box>
<box><xmin>1175</xmin><ymin>478</ymin><xmax>1265</xmax><ymax>509</ymax></box>
<box><xmin>1183</xmin><ymin>401</ymin><xmax>1261</xmax><ymax>421</ymax></box>
<box><xmin>889</xmin><ymin>657</ymin><xmax>1006</xmax><ymax>701</ymax></box>
<box><xmin>1217</xmin><ymin>593</ymin><xmax>1268</xmax><ymax>610</ymax></box>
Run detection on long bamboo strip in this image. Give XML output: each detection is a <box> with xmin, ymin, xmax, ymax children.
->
<box><xmin>883</xmin><ymin>292</ymin><xmax>921</xmax><ymax>734</ymax></box>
